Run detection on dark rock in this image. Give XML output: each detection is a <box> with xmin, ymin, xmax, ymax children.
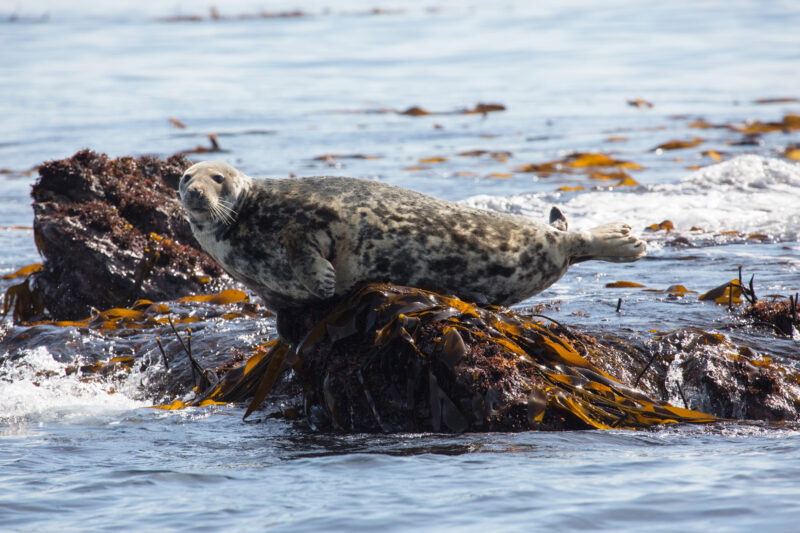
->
<box><xmin>572</xmin><ymin>327</ymin><xmax>800</xmax><ymax>422</ymax></box>
<box><xmin>26</xmin><ymin>150</ymin><xmax>230</xmax><ymax>320</ymax></box>
<box><xmin>743</xmin><ymin>297</ymin><xmax>799</xmax><ymax>336</ymax></box>
<box><xmin>208</xmin><ymin>283</ymin><xmax>718</xmax><ymax>431</ymax></box>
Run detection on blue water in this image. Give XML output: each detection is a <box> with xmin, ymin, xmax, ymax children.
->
<box><xmin>2</xmin><ymin>1</ymin><xmax>800</xmax><ymax>531</ymax></box>
<box><xmin>4</xmin><ymin>411</ymin><xmax>800</xmax><ymax>532</ymax></box>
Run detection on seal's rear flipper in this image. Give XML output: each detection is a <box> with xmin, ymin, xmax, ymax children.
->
<box><xmin>570</xmin><ymin>223</ymin><xmax>646</xmax><ymax>264</ymax></box>
<box><xmin>549</xmin><ymin>206</ymin><xmax>568</xmax><ymax>231</ymax></box>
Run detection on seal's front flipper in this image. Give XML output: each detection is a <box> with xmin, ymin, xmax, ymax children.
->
<box><xmin>549</xmin><ymin>206</ymin><xmax>568</xmax><ymax>231</ymax></box>
<box><xmin>282</xmin><ymin>230</ymin><xmax>336</xmax><ymax>300</ymax></box>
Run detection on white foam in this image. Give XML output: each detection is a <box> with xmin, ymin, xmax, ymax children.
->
<box><xmin>463</xmin><ymin>155</ymin><xmax>800</xmax><ymax>242</ymax></box>
<box><xmin>0</xmin><ymin>347</ymin><xmax>146</xmax><ymax>426</ymax></box>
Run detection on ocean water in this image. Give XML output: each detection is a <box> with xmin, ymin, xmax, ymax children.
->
<box><xmin>2</xmin><ymin>1</ymin><xmax>800</xmax><ymax>531</ymax></box>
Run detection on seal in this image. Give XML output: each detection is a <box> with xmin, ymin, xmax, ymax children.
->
<box><xmin>179</xmin><ymin>161</ymin><xmax>646</xmax><ymax>335</ymax></box>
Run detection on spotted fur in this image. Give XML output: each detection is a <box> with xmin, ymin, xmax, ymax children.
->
<box><xmin>180</xmin><ymin>162</ymin><xmax>646</xmax><ymax>311</ymax></box>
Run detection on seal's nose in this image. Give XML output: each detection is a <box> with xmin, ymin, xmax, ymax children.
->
<box><xmin>184</xmin><ymin>187</ymin><xmax>206</xmax><ymax>209</ymax></box>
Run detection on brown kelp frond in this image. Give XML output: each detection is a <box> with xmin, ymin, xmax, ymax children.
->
<box><xmin>701</xmin><ymin>267</ymin><xmax>797</xmax><ymax>337</ymax></box>
<box><xmin>173</xmin><ymin>339</ymin><xmax>288</xmax><ymax>414</ymax></box>
<box><xmin>2</xmin><ymin>277</ymin><xmax>45</xmax><ymax>323</ymax></box>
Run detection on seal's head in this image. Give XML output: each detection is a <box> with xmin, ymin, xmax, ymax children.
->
<box><xmin>179</xmin><ymin>161</ymin><xmax>250</xmax><ymax>228</ymax></box>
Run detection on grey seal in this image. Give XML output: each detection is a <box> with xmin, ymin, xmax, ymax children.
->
<box><xmin>179</xmin><ymin>161</ymin><xmax>646</xmax><ymax>334</ymax></box>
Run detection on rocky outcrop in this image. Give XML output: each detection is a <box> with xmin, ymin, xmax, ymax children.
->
<box><xmin>3</xmin><ymin>150</ymin><xmax>797</xmax><ymax>430</ymax></box>
<box><xmin>27</xmin><ymin>150</ymin><xmax>230</xmax><ymax>320</ymax></box>
<box><xmin>201</xmin><ymin>284</ymin><xmax>719</xmax><ymax>430</ymax></box>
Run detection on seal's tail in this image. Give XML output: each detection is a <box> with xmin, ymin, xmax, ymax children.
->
<box><xmin>572</xmin><ymin>223</ymin><xmax>647</xmax><ymax>264</ymax></box>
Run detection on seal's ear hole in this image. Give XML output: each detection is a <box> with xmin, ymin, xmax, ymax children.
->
<box><xmin>212</xmin><ymin>174</ymin><xmax>225</xmax><ymax>184</ymax></box>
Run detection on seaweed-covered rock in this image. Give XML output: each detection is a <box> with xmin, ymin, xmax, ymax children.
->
<box><xmin>743</xmin><ymin>297</ymin><xmax>799</xmax><ymax>337</ymax></box>
<box><xmin>22</xmin><ymin>150</ymin><xmax>230</xmax><ymax>320</ymax></box>
<box><xmin>561</xmin><ymin>327</ymin><xmax>800</xmax><ymax>422</ymax></box>
<box><xmin>202</xmin><ymin>283</ymin><xmax>716</xmax><ymax>431</ymax></box>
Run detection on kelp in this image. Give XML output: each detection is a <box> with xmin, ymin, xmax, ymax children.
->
<box><xmin>31</xmin><ymin>289</ymin><xmax>258</xmax><ymax>332</ymax></box>
<box><xmin>157</xmin><ymin>7</ymin><xmax>407</xmax><ymax>23</ymax></box>
<box><xmin>731</xmin><ymin>114</ymin><xmax>800</xmax><ymax>135</ymax></box>
<box><xmin>646</xmin><ymin>220</ymin><xmax>675</xmax><ymax>232</ymax></box>
<box><xmin>192</xmin><ymin>283</ymin><xmax>715</xmax><ymax>431</ymax></box>
<box><xmin>179</xmin><ymin>134</ymin><xmax>226</xmax><ymax>154</ymax></box>
<box><xmin>2</xmin><ymin>277</ymin><xmax>45</xmax><ymax>323</ymax></box>
<box><xmin>337</xmin><ymin>103</ymin><xmax>506</xmax><ymax>117</ymax></box>
<box><xmin>399</xmin><ymin>103</ymin><xmax>506</xmax><ymax>116</ymax></box>
<box><xmin>651</xmin><ymin>138</ymin><xmax>703</xmax><ymax>151</ymax></box>
<box><xmin>515</xmin><ymin>152</ymin><xmax>643</xmax><ymax>180</ymax></box>
<box><xmin>627</xmin><ymin>98</ymin><xmax>654</xmax><ymax>108</ymax></box>
<box><xmin>2</xmin><ymin>263</ymin><xmax>43</xmax><ymax>280</ymax></box>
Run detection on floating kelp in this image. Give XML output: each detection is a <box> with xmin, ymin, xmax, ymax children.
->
<box><xmin>731</xmin><ymin>114</ymin><xmax>800</xmax><ymax>135</ymax></box>
<box><xmin>627</xmin><ymin>98</ymin><xmax>654</xmax><ymax>108</ymax></box>
<box><xmin>336</xmin><ymin>103</ymin><xmax>506</xmax><ymax>117</ymax></box>
<box><xmin>169</xmin><ymin>117</ymin><xmax>187</xmax><ymax>129</ymax></box>
<box><xmin>179</xmin><ymin>134</ymin><xmax>226</xmax><ymax>154</ymax></box>
<box><xmin>2</xmin><ymin>264</ymin><xmax>42</xmax><ymax>280</ymax></box>
<box><xmin>457</xmin><ymin>150</ymin><xmax>513</xmax><ymax>161</ymax></box>
<box><xmin>312</xmin><ymin>153</ymin><xmax>382</xmax><ymax>162</ymax></box>
<box><xmin>754</xmin><ymin>97</ymin><xmax>799</xmax><ymax>104</ymax></box>
<box><xmin>651</xmin><ymin>138</ymin><xmax>704</xmax><ymax>151</ymax></box>
<box><xmin>399</xmin><ymin>103</ymin><xmax>506</xmax><ymax>116</ymax></box>
<box><xmin>194</xmin><ymin>283</ymin><xmax>715</xmax><ymax>431</ymax></box>
<box><xmin>515</xmin><ymin>152</ymin><xmax>643</xmax><ymax>178</ymax></box>
<box><xmin>645</xmin><ymin>220</ymin><xmax>675</xmax><ymax>232</ymax></box>
<box><xmin>699</xmin><ymin>279</ymin><xmax>745</xmax><ymax>306</ymax></box>
<box><xmin>605</xmin><ymin>281</ymin><xmax>645</xmax><ymax>288</ymax></box>
<box><xmin>159</xmin><ymin>8</ymin><xmax>307</xmax><ymax>23</ymax></box>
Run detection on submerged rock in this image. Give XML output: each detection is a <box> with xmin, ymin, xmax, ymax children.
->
<box><xmin>19</xmin><ymin>150</ymin><xmax>230</xmax><ymax>320</ymax></box>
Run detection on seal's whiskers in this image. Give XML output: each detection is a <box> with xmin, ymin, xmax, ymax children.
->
<box><xmin>213</xmin><ymin>200</ymin><xmax>237</xmax><ymax>225</ymax></box>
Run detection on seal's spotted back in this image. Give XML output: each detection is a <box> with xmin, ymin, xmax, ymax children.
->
<box><xmin>179</xmin><ymin>161</ymin><xmax>646</xmax><ymax>315</ymax></box>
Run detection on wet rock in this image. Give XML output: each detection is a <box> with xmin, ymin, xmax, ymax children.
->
<box><xmin>574</xmin><ymin>327</ymin><xmax>800</xmax><ymax>422</ymax></box>
<box><xmin>661</xmin><ymin>330</ymin><xmax>800</xmax><ymax>420</ymax></box>
<box><xmin>25</xmin><ymin>150</ymin><xmax>230</xmax><ymax>320</ymax></box>
<box><xmin>208</xmin><ymin>283</ymin><xmax>716</xmax><ymax>431</ymax></box>
<box><xmin>742</xmin><ymin>297</ymin><xmax>799</xmax><ymax>337</ymax></box>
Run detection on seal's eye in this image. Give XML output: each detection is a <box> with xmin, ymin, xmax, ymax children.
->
<box><xmin>180</xmin><ymin>173</ymin><xmax>190</xmax><ymax>185</ymax></box>
<box><xmin>212</xmin><ymin>174</ymin><xmax>225</xmax><ymax>184</ymax></box>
